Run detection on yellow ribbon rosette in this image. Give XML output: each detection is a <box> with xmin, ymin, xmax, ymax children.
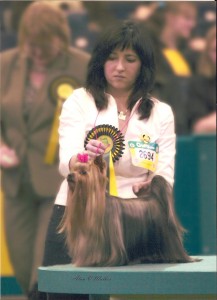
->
<box><xmin>44</xmin><ymin>76</ymin><xmax>78</xmax><ymax>164</ymax></box>
<box><xmin>84</xmin><ymin>124</ymin><xmax>125</xmax><ymax>196</ymax></box>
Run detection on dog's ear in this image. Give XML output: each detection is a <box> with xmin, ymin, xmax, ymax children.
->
<box><xmin>67</xmin><ymin>173</ymin><xmax>75</xmax><ymax>182</ymax></box>
<box><xmin>67</xmin><ymin>173</ymin><xmax>76</xmax><ymax>191</ymax></box>
<box><xmin>94</xmin><ymin>155</ymin><xmax>106</xmax><ymax>173</ymax></box>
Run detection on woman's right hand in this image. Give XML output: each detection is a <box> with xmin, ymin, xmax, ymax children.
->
<box><xmin>0</xmin><ymin>144</ymin><xmax>20</xmax><ymax>168</ymax></box>
<box><xmin>69</xmin><ymin>140</ymin><xmax>108</xmax><ymax>171</ymax></box>
<box><xmin>85</xmin><ymin>139</ymin><xmax>107</xmax><ymax>160</ymax></box>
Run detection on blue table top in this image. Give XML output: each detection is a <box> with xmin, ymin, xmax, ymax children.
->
<box><xmin>38</xmin><ymin>255</ymin><xmax>217</xmax><ymax>295</ymax></box>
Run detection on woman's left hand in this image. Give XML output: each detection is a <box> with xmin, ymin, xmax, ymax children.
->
<box><xmin>132</xmin><ymin>179</ymin><xmax>151</xmax><ymax>196</ymax></box>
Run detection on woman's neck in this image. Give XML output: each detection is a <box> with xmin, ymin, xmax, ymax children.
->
<box><xmin>106</xmin><ymin>89</ymin><xmax>131</xmax><ymax>111</ymax></box>
<box><xmin>160</xmin><ymin>26</ymin><xmax>178</xmax><ymax>49</ymax></box>
<box><xmin>28</xmin><ymin>62</ymin><xmax>47</xmax><ymax>89</ymax></box>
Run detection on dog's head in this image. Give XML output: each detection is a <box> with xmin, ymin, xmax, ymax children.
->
<box><xmin>67</xmin><ymin>155</ymin><xmax>107</xmax><ymax>193</ymax></box>
<box><xmin>65</xmin><ymin>155</ymin><xmax>108</xmax><ymax>234</ymax></box>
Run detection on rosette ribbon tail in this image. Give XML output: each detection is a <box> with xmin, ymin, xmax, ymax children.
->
<box><xmin>104</xmin><ymin>152</ymin><xmax>118</xmax><ymax>196</ymax></box>
<box><xmin>44</xmin><ymin>98</ymin><xmax>62</xmax><ymax>164</ymax></box>
<box><xmin>44</xmin><ymin>76</ymin><xmax>77</xmax><ymax>165</ymax></box>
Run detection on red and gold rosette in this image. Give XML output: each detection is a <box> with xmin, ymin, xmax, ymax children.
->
<box><xmin>44</xmin><ymin>76</ymin><xmax>79</xmax><ymax>164</ymax></box>
<box><xmin>84</xmin><ymin>124</ymin><xmax>125</xmax><ymax>196</ymax></box>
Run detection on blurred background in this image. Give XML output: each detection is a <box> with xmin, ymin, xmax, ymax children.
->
<box><xmin>0</xmin><ymin>1</ymin><xmax>216</xmax><ymax>299</ymax></box>
<box><xmin>1</xmin><ymin>1</ymin><xmax>216</xmax><ymax>54</ymax></box>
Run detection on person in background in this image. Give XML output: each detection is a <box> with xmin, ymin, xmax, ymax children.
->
<box><xmin>37</xmin><ymin>20</ymin><xmax>176</xmax><ymax>300</ymax></box>
<box><xmin>51</xmin><ymin>1</ymin><xmax>99</xmax><ymax>53</ymax></box>
<box><xmin>146</xmin><ymin>1</ymin><xmax>197</xmax><ymax>135</ymax></box>
<box><xmin>0</xmin><ymin>1</ymin><xmax>32</xmax><ymax>51</ymax></box>
<box><xmin>0</xmin><ymin>1</ymin><xmax>90</xmax><ymax>299</ymax></box>
<box><xmin>187</xmin><ymin>24</ymin><xmax>216</xmax><ymax>134</ymax></box>
<box><xmin>129</xmin><ymin>2</ymin><xmax>159</xmax><ymax>23</ymax></box>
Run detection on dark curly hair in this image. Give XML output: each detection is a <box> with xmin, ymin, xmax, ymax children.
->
<box><xmin>85</xmin><ymin>20</ymin><xmax>156</xmax><ymax>119</ymax></box>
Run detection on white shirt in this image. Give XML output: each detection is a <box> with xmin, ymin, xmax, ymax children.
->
<box><xmin>55</xmin><ymin>88</ymin><xmax>176</xmax><ymax>205</ymax></box>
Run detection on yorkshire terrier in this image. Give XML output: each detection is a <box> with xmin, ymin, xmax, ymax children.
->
<box><xmin>60</xmin><ymin>154</ymin><xmax>197</xmax><ymax>267</ymax></box>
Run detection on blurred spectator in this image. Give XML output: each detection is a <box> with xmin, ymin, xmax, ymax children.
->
<box><xmin>105</xmin><ymin>1</ymin><xmax>140</xmax><ymax>21</ymax></box>
<box><xmin>0</xmin><ymin>1</ymin><xmax>90</xmax><ymax>298</ymax></box>
<box><xmin>51</xmin><ymin>1</ymin><xmax>100</xmax><ymax>53</ymax></box>
<box><xmin>83</xmin><ymin>1</ymin><xmax>116</xmax><ymax>31</ymax></box>
<box><xmin>0</xmin><ymin>1</ymin><xmax>33</xmax><ymax>51</ymax></box>
<box><xmin>185</xmin><ymin>2</ymin><xmax>216</xmax><ymax>73</ymax></box>
<box><xmin>146</xmin><ymin>1</ymin><xmax>197</xmax><ymax>135</ymax></box>
<box><xmin>82</xmin><ymin>1</ymin><xmax>143</xmax><ymax>54</ymax></box>
<box><xmin>191</xmin><ymin>1</ymin><xmax>216</xmax><ymax>38</ymax></box>
<box><xmin>187</xmin><ymin>25</ymin><xmax>216</xmax><ymax>134</ymax></box>
<box><xmin>130</xmin><ymin>2</ymin><xmax>159</xmax><ymax>22</ymax></box>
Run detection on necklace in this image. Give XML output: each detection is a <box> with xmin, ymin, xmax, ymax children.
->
<box><xmin>118</xmin><ymin>109</ymin><xmax>128</xmax><ymax>121</ymax></box>
<box><xmin>93</xmin><ymin>99</ymin><xmax>142</xmax><ymax>136</ymax></box>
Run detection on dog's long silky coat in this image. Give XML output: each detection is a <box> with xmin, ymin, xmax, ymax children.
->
<box><xmin>60</xmin><ymin>156</ymin><xmax>195</xmax><ymax>267</ymax></box>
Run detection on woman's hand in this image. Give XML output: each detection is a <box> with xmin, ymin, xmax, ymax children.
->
<box><xmin>193</xmin><ymin>111</ymin><xmax>216</xmax><ymax>133</ymax></box>
<box><xmin>0</xmin><ymin>144</ymin><xmax>20</xmax><ymax>168</ymax></box>
<box><xmin>68</xmin><ymin>140</ymin><xmax>107</xmax><ymax>171</ymax></box>
<box><xmin>85</xmin><ymin>139</ymin><xmax>107</xmax><ymax>159</ymax></box>
<box><xmin>132</xmin><ymin>179</ymin><xmax>152</xmax><ymax>197</ymax></box>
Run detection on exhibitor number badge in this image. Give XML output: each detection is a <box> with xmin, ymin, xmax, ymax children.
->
<box><xmin>128</xmin><ymin>140</ymin><xmax>159</xmax><ymax>172</ymax></box>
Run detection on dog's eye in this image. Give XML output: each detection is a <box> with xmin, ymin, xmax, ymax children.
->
<box><xmin>79</xmin><ymin>170</ymin><xmax>87</xmax><ymax>175</ymax></box>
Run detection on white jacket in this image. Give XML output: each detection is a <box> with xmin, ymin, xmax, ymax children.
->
<box><xmin>55</xmin><ymin>88</ymin><xmax>176</xmax><ymax>205</ymax></box>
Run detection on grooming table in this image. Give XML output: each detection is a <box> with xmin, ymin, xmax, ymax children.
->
<box><xmin>38</xmin><ymin>256</ymin><xmax>216</xmax><ymax>299</ymax></box>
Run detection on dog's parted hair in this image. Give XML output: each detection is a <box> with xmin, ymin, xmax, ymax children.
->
<box><xmin>60</xmin><ymin>156</ymin><xmax>196</xmax><ymax>267</ymax></box>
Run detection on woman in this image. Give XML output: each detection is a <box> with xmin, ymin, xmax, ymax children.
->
<box><xmin>0</xmin><ymin>1</ymin><xmax>90</xmax><ymax>298</ymax></box>
<box><xmin>188</xmin><ymin>25</ymin><xmax>216</xmax><ymax>133</ymax></box>
<box><xmin>40</xmin><ymin>20</ymin><xmax>176</xmax><ymax>300</ymax></box>
<box><xmin>146</xmin><ymin>1</ymin><xmax>197</xmax><ymax>135</ymax></box>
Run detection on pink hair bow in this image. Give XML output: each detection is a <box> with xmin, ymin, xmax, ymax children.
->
<box><xmin>77</xmin><ymin>153</ymin><xmax>89</xmax><ymax>163</ymax></box>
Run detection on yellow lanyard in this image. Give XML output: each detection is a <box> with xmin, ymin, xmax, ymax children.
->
<box><xmin>162</xmin><ymin>48</ymin><xmax>191</xmax><ymax>76</ymax></box>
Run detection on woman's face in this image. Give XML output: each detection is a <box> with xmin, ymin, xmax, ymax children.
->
<box><xmin>24</xmin><ymin>37</ymin><xmax>62</xmax><ymax>68</ymax></box>
<box><xmin>167</xmin><ymin>6</ymin><xmax>196</xmax><ymax>39</ymax></box>
<box><xmin>104</xmin><ymin>48</ymin><xmax>142</xmax><ymax>94</ymax></box>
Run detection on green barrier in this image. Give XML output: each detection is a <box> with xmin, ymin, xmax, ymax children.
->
<box><xmin>174</xmin><ymin>134</ymin><xmax>216</xmax><ymax>255</ymax></box>
<box><xmin>1</xmin><ymin>277</ymin><xmax>23</xmax><ymax>296</ymax></box>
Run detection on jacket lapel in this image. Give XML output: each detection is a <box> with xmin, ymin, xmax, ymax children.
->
<box><xmin>27</xmin><ymin>53</ymin><xmax>70</xmax><ymax>129</ymax></box>
<box><xmin>8</xmin><ymin>55</ymin><xmax>28</xmax><ymax>134</ymax></box>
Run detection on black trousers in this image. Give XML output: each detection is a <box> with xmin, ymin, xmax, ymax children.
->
<box><xmin>30</xmin><ymin>205</ymin><xmax>89</xmax><ymax>300</ymax></box>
